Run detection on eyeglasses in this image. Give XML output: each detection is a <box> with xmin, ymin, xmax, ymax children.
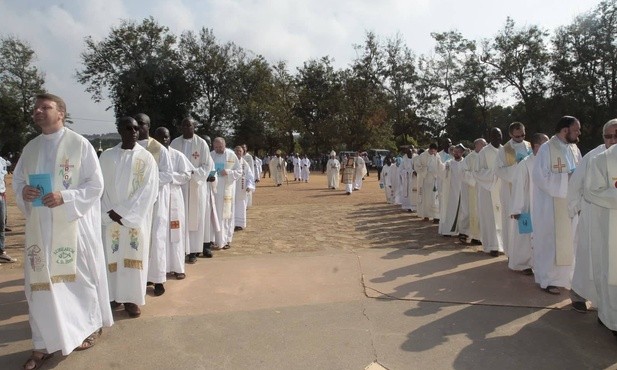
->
<box><xmin>604</xmin><ymin>134</ymin><xmax>617</xmax><ymax>140</ymax></box>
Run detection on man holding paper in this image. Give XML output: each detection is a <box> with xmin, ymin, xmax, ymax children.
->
<box><xmin>510</xmin><ymin>133</ymin><xmax>549</xmax><ymax>275</ymax></box>
<box><xmin>211</xmin><ymin>137</ymin><xmax>241</xmax><ymax>250</ymax></box>
<box><xmin>13</xmin><ymin>93</ymin><xmax>113</xmax><ymax>369</ymax></box>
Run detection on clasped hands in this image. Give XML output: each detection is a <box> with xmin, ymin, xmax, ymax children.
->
<box><xmin>22</xmin><ymin>185</ymin><xmax>64</xmax><ymax>208</ymax></box>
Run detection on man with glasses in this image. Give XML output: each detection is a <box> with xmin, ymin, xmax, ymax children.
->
<box><xmin>100</xmin><ymin>116</ymin><xmax>159</xmax><ymax>319</ymax></box>
<box><xmin>496</xmin><ymin>122</ymin><xmax>532</xmax><ymax>272</ymax></box>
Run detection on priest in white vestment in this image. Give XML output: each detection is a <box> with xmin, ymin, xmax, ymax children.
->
<box><xmin>461</xmin><ymin>139</ymin><xmax>486</xmax><ymax>244</ymax></box>
<box><xmin>392</xmin><ymin>155</ymin><xmax>402</xmax><ymax>204</ymax></box>
<box><xmin>154</xmin><ymin>127</ymin><xmax>193</xmax><ymax>280</ymax></box>
<box><xmin>568</xmin><ymin>119</ymin><xmax>617</xmax><ymax>310</ymax></box>
<box><xmin>326</xmin><ymin>151</ymin><xmax>340</xmax><ymax>189</ymax></box>
<box><xmin>270</xmin><ymin>151</ymin><xmax>286</xmax><ymax>186</ymax></box>
<box><xmin>15</xmin><ymin>93</ymin><xmax>113</xmax><ymax>363</ymax></box>
<box><xmin>100</xmin><ymin>117</ymin><xmax>159</xmax><ymax>318</ymax></box>
<box><xmin>474</xmin><ymin>128</ymin><xmax>504</xmax><ymax>256</ymax></box>
<box><xmin>415</xmin><ymin>144</ymin><xmax>443</xmax><ymax>221</ymax></box>
<box><xmin>242</xmin><ymin>145</ymin><xmax>255</xmax><ymax>207</ymax></box>
<box><xmin>353</xmin><ymin>152</ymin><xmax>367</xmax><ymax>190</ymax></box>
<box><xmin>532</xmin><ymin>116</ymin><xmax>582</xmax><ymax>295</ymax></box>
<box><xmin>211</xmin><ymin>137</ymin><xmax>242</xmax><ymax>249</ymax></box>
<box><xmin>399</xmin><ymin>148</ymin><xmax>415</xmax><ymax>212</ymax></box>
<box><xmin>300</xmin><ymin>154</ymin><xmax>311</xmax><ymax>182</ymax></box>
<box><xmin>234</xmin><ymin>146</ymin><xmax>255</xmax><ymax>230</ymax></box>
<box><xmin>292</xmin><ymin>153</ymin><xmax>301</xmax><ymax>181</ymax></box>
<box><xmin>510</xmin><ymin>133</ymin><xmax>549</xmax><ymax>274</ymax></box>
<box><xmin>170</xmin><ymin>118</ymin><xmax>215</xmax><ymax>261</ymax></box>
<box><xmin>495</xmin><ymin>122</ymin><xmax>532</xmax><ymax>265</ymax></box>
<box><xmin>135</xmin><ymin>113</ymin><xmax>173</xmax><ymax>297</ymax></box>
<box><xmin>438</xmin><ymin>145</ymin><xmax>466</xmax><ymax>236</ymax></box>
<box><xmin>583</xmin><ymin>136</ymin><xmax>617</xmax><ymax>334</ymax></box>
<box><xmin>380</xmin><ymin>158</ymin><xmax>396</xmax><ymax>203</ymax></box>
<box><xmin>254</xmin><ymin>156</ymin><xmax>262</xmax><ymax>182</ymax></box>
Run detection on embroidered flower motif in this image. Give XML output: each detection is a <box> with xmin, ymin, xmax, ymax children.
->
<box><xmin>129</xmin><ymin>228</ymin><xmax>140</xmax><ymax>251</ymax></box>
<box><xmin>111</xmin><ymin>229</ymin><xmax>120</xmax><ymax>253</ymax></box>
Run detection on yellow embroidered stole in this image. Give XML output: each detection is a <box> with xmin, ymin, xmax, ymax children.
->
<box><xmin>104</xmin><ymin>148</ymin><xmax>149</xmax><ymax>272</ymax></box>
<box><xmin>548</xmin><ymin>137</ymin><xmax>576</xmax><ymax>266</ymax></box>
<box><xmin>22</xmin><ymin>129</ymin><xmax>81</xmax><ymax>291</ymax></box>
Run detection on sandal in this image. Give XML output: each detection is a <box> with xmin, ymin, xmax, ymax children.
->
<box><xmin>74</xmin><ymin>328</ymin><xmax>102</xmax><ymax>351</ymax></box>
<box><xmin>23</xmin><ymin>351</ymin><xmax>53</xmax><ymax>370</ymax></box>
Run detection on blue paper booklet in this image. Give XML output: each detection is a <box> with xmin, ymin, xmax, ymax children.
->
<box><xmin>29</xmin><ymin>173</ymin><xmax>52</xmax><ymax>207</ymax></box>
<box><xmin>215</xmin><ymin>162</ymin><xmax>224</xmax><ymax>174</ymax></box>
<box><xmin>517</xmin><ymin>212</ymin><xmax>533</xmax><ymax>234</ymax></box>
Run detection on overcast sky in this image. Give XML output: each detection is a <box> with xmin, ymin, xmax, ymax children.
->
<box><xmin>0</xmin><ymin>0</ymin><xmax>602</xmax><ymax>135</ymax></box>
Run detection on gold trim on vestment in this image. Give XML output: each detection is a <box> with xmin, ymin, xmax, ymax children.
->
<box><xmin>50</xmin><ymin>274</ymin><xmax>76</xmax><ymax>283</ymax></box>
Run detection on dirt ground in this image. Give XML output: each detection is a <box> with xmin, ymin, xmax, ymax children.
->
<box><xmin>0</xmin><ymin>170</ymin><xmax>480</xmax><ymax>271</ymax></box>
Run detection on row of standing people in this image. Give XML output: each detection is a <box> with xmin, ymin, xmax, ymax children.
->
<box><xmin>379</xmin><ymin>117</ymin><xmax>617</xmax><ymax>341</ymax></box>
<box><xmin>13</xmin><ymin>93</ymin><xmax>259</xmax><ymax>369</ymax></box>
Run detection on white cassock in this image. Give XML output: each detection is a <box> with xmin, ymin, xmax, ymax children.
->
<box><xmin>568</xmin><ymin>144</ymin><xmax>606</xmax><ymax>302</ymax></box>
<box><xmin>415</xmin><ymin>151</ymin><xmax>442</xmax><ymax>219</ymax></box>
<box><xmin>243</xmin><ymin>153</ymin><xmax>255</xmax><ymax>207</ymax></box>
<box><xmin>474</xmin><ymin>144</ymin><xmax>504</xmax><ymax>253</ymax></box>
<box><xmin>326</xmin><ymin>158</ymin><xmax>340</xmax><ymax>189</ymax></box>
<box><xmin>438</xmin><ymin>158</ymin><xmax>465</xmax><ymax>236</ymax></box>
<box><xmin>138</xmin><ymin>139</ymin><xmax>172</xmax><ymax>285</ymax></box>
<box><xmin>531</xmin><ymin>136</ymin><xmax>581</xmax><ymax>289</ymax></box>
<box><xmin>14</xmin><ymin>128</ymin><xmax>113</xmax><ymax>355</ymax></box>
<box><xmin>269</xmin><ymin>156</ymin><xmax>286</xmax><ymax>185</ymax></box>
<box><xmin>496</xmin><ymin>140</ymin><xmax>532</xmax><ymax>260</ymax></box>
<box><xmin>100</xmin><ymin>143</ymin><xmax>159</xmax><ymax>306</ymax></box>
<box><xmin>584</xmin><ymin>146</ymin><xmax>617</xmax><ymax>330</ymax></box>
<box><xmin>212</xmin><ymin>148</ymin><xmax>242</xmax><ymax>247</ymax></box>
<box><xmin>462</xmin><ymin>151</ymin><xmax>481</xmax><ymax>242</ymax></box>
<box><xmin>170</xmin><ymin>135</ymin><xmax>214</xmax><ymax>253</ymax></box>
<box><xmin>293</xmin><ymin>156</ymin><xmax>301</xmax><ymax>180</ymax></box>
<box><xmin>166</xmin><ymin>147</ymin><xmax>193</xmax><ymax>274</ymax></box>
<box><xmin>234</xmin><ymin>157</ymin><xmax>255</xmax><ymax>229</ymax></box>
<box><xmin>354</xmin><ymin>156</ymin><xmax>367</xmax><ymax>190</ymax></box>
<box><xmin>301</xmin><ymin>157</ymin><xmax>311</xmax><ymax>182</ymax></box>
<box><xmin>509</xmin><ymin>154</ymin><xmax>536</xmax><ymax>271</ymax></box>
<box><xmin>380</xmin><ymin>164</ymin><xmax>395</xmax><ymax>203</ymax></box>
<box><xmin>437</xmin><ymin>150</ymin><xmax>452</xmax><ymax>219</ymax></box>
<box><xmin>253</xmin><ymin>157</ymin><xmax>262</xmax><ymax>181</ymax></box>
<box><xmin>399</xmin><ymin>154</ymin><xmax>415</xmax><ymax>211</ymax></box>
<box><xmin>391</xmin><ymin>160</ymin><xmax>401</xmax><ymax>204</ymax></box>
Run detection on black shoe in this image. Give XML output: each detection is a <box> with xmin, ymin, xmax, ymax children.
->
<box><xmin>522</xmin><ymin>268</ymin><xmax>534</xmax><ymax>275</ymax></box>
<box><xmin>489</xmin><ymin>250</ymin><xmax>499</xmax><ymax>257</ymax></box>
<box><xmin>201</xmin><ymin>248</ymin><xmax>213</xmax><ymax>258</ymax></box>
<box><xmin>222</xmin><ymin>244</ymin><xmax>231</xmax><ymax>250</ymax></box>
<box><xmin>433</xmin><ymin>219</ymin><xmax>440</xmax><ymax>224</ymax></box>
<box><xmin>234</xmin><ymin>226</ymin><xmax>243</xmax><ymax>231</ymax></box>
<box><xmin>187</xmin><ymin>253</ymin><xmax>197</xmax><ymax>264</ymax></box>
<box><xmin>471</xmin><ymin>239</ymin><xmax>482</xmax><ymax>245</ymax></box>
<box><xmin>346</xmin><ymin>192</ymin><xmax>351</xmax><ymax>195</ymax></box>
<box><xmin>146</xmin><ymin>281</ymin><xmax>154</xmax><ymax>286</ymax></box>
<box><xmin>544</xmin><ymin>285</ymin><xmax>560</xmax><ymax>295</ymax></box>
<box><xmin>110</xmin><ymin>301</ymin><xmax>122</xmax><ymax>309</ymax></box>
<box><xmin>153</xmin><ymin>283</ymin><xmax>165</xmax><ymax>296</ymax></box>
<box><xmin>572</xmin><ymin>301</ymin><xmax>587</xmax><ymax>313</ymax></box>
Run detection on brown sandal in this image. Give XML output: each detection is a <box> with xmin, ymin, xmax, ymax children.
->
<box><xmin>74</xmin><ymin>328</ymin><xmax>102</xmax><ymax>351</ymax></box>
<box><xmin>23</xmin><ymin>351</ymin><xmax>53</xmax><ymax>370</ymax></box>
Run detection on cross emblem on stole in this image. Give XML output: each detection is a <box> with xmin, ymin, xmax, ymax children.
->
<box><xmin>552</xmin><ymin>157</ymin><xmax>566</xmax><ymax>173</ymax></box>
<box><xmin>192</xmin><ymin>151</ymin><xmax>200</xmax><ymax>160</ymax></box>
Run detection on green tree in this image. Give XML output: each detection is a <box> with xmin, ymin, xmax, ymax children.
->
<box><xmin>294</xmin><ymin>57</ymin><xmax>342</xmax><ymax>155</ymax></box>
<box><xmin>482</xmin><ymin>18</ymin><xmax>550</xmax><ymax>133</ymax></box>
<box><xmin>265</xmin><ymin>61</ymin><xmax>301</xmax><ymax>154</ymax></box>
<box><xmin>0</xmin><ymin>35</ymin><xmax>45</xmax><ymax>155</ymax></box>
<box><xmin>178</xmin><ymin>28</ymin><xmax>241</xmax><ymax>136</ymax></box>
<box><xmin>77</xmin><ymin>17</ymin><xmax>193</xmax><ymax>136</ymax></box>
<box><xmin>551</xmin><ymin>0</ymin><xmax>617</xmax><ymax>150</ymax></box>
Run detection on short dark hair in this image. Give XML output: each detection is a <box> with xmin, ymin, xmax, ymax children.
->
<box><xmin>530</xmin><ymin>133</ymin><xmax>547</xmax><ymax>146</ymax></box>
<box><xmin>555</xmin><ymin>116</ymin><xmax>579</xmax><ymax>133</ymax></box>
<box><xmin>509</xmin><ymin>122</ymin><xmax>525</xmax><ymax>134</ymax></box>
<box><xmin>35</xmin><ymin>93</ymin><xmax>66</xmax><ymax>115</ymax></box>
<box><xmin>428</xmin><ymin>143</ymin><xmax>438</xmax><ymax>150</ymax></box>
<box><xmin>116</xmin><ymin>116</ymin><xmax>136</xmax><ymax>132</ymax></box>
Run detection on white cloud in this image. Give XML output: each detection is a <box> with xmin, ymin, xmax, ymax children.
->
<box><xmin>0</xmin><ymin>0</ymin><xmax>603</xmax><ymax>134</ymax></box>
